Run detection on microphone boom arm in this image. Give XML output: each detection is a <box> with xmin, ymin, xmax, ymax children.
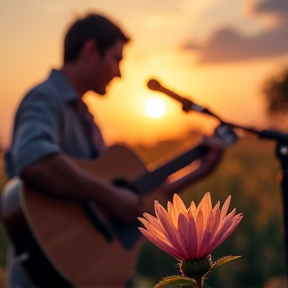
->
<box><xmin>147</xmin><ymin>79</ymin><xmax>220</xmax><ymax>119</ymax></box>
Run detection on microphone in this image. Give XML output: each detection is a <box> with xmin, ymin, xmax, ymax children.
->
<box><xmin>147</xmin><ymin>78</ymin><xmax>218</xmax><ymax>118</ymax></box>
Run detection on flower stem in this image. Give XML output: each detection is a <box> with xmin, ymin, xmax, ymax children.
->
<box><xmin>195</xmin><ymin>277</ymin><xmax>204</xmax><ymax>288</ymax></box>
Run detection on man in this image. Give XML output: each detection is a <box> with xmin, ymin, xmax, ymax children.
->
<box><xmin>3</xmin><ymin>13</ymin><xmax>223</xmax><ymax>287</ymax></box>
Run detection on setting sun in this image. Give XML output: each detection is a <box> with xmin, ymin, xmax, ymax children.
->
<box><xmin>145</xmin><ymin>97</ymin><xmax>166</xmax><ymax>118</ymax></box>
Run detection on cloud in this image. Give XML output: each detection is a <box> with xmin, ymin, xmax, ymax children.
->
<box><xmin>252</xmin><ymin>0</ymin><xmax>288</xmax><ymax>15</ymax></box>
<box><xmin>183</xmin><ymin>0</ymin><xmax>288</xmax><ymax>63</ymax></box>
<box><xmin>194</xmin><ymin>25</ymin><xmax>288</xmax><ymax>63</ymax></box>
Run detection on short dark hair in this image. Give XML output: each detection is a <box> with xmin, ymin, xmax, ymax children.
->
<box><xmin>63</xmin><ymin>13</ymin><xmax>130</xmax><ymax>63</ymax></box>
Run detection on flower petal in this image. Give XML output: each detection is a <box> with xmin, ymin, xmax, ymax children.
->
<box><xmin>187</xmin><ymin>213</ymin><xmax>198</xmax><ymax>259</ymax></box>
<box><xmin>155</xmin><ymin>201</ymin><xmax>187</xmax><ymax>258</ymax></box>
<box><xmin>206</xmin><ymin>214</ymin><xmax>243</xmax><ymax>253</ymax></box>
<box><xmin>195</xmin><ymin>209</ymin><xmax>205</xmax><ymax>258</ymax></box>
<box><xmin>173</xmin><ymin>194</ymin><xmax>188</xmax><ymax>215</ymax></box>
<box><xmin>220</xmin><ymin>195</ymin><xmax>231</xmax><ymax>220</ymax></box>
<box><xmin>142</xmin><ymin>213</ymin><xmax>165</xmax><ymax>232</ymax></box>
<box><xmin>209</xmin><ymin>202</ymin><xmax>221</xmax><ymax>236</ymax></box>
<box><xmin>177</xmin><ymin>213</ymin><xmax>191</xmax><ymax>259</ymax></box>
<box><xmin>188</xmin><ymin>201</ymin><xmax>197</xmax><ymax>217</ymax></box>
<box><xmin>138</xmin><ymin>217</ymin><xmax>169</xmax><ymax>244</ymax></box>
<box><xmin>139</xmin><ymin>228</ymin><xmax>183</xmax><ymax>259</ymax></box>
<box><xmin>200</xmin><ymin>202</ymin><xmax>220</xmax><ymax>256</ymax></box>
<box><xmin>167</xmin><ymin>201</ymin><xmax>178</xmax><ymax>228</ymax></box>
<box><xmin>198</xmin><ymin>192</ymin><xmax>212</xmax><ymax>222</ymax></box>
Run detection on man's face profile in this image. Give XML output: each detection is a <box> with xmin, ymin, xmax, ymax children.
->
<box><xmin>85</xmin><ymin>39</ymin><xmax>125</xmax><ymax>96</ymax></box>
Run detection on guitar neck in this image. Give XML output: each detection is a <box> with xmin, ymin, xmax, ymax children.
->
<box><xmin>134</xmin><ymin>144</ymin><xmax>208</xmax><ymax>195</ymax></box>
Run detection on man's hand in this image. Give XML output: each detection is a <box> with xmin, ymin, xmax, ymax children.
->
<box><xmin>201</xmin><ymin>136</ymin><xmax>226</xmax><ymax>166</ymax></box>
<box><xmin>104</xmin><ymin>185</ymin><xmax>144</xmax><ymax>225</ymax></box>
<box><xmin>160</xmin><ymin>135</ymin><xmax>227</xmax><ymax>200</ymax></box>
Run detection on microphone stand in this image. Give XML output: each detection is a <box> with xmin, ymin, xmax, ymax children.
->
<box><xmin>153</xmin><ymin>85</ymin><xmax>288</xmax><ymax>278</ymax></box>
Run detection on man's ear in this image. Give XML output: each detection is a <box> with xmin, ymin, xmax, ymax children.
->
<box><xmin>81</xmin><ymin>39</ymin><xmax>99</xmax><ymax>62</ymax></box>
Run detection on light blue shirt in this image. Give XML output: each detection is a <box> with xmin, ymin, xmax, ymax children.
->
<box><xmin>4</xmin><ymin>69</ymin><xmax>106</xmax><ymax>178</ymax></box>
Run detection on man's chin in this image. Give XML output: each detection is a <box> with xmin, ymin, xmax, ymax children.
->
<box><xmin>92</xmin><ymin>88</ymin><xmax>106</xmax><ymax>96</ymax></box>
<box><xmin>98</xmin><ymin>91</ymin><xmax>106</xmax><ymax>96</ymax></box>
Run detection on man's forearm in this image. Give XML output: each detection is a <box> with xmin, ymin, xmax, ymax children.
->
<box><xmin>21</xmin><ymin>153</ymin><xmax>117</xmax><ymax>206</ymax></box>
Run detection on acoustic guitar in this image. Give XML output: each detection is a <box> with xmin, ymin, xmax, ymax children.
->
<box><xmin>0</xmin><ymin>143</ymin><xmax>208</xmax><ymax>288</ymax></box>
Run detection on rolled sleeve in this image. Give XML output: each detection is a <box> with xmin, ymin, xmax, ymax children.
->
<box><xmin>12</xmin><ymin>88</ymin><xmax>62</xmax><ymax>175</ymax></box>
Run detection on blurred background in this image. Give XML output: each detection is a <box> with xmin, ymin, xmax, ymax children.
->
<box><xmin>1</xmin><ymin>0</ymin><xmax>288</xmax><ymax>287</ymax></box>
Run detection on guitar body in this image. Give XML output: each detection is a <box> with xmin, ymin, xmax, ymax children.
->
<box><xmin>1</xmin><ymin>145</ymin><xmax>165</xmax><ymax>288</ymax></box>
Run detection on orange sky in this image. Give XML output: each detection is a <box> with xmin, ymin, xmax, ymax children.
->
<box><xmin>1</xmin><ymin>0</ymin><xmax>288</xmax><ymax>148</ymax></box>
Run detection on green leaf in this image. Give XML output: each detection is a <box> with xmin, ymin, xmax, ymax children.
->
<box><xmin>211</xmin><ymin>255</ymin><xmax>242</xmax><ymax>270</ymax></box>
<box><xmin>155</xmin><ymin>275</ymin><xmax>195</xmax><ymax>288</ymax></box>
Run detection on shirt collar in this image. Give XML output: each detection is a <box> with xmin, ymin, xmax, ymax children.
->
<box><xmin>48</xmin><ymin>69</ymin><xmax>80</xmax><ymax>102</ymax></box>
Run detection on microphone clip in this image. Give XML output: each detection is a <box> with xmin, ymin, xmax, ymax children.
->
<box><xmin>214</xmin><ymin>123</ymin><xmax>239</xmax><ymax>146</ymax></box>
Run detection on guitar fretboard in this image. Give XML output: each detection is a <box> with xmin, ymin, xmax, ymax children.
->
<box><xmin>134</xmin><ymin>145</ymin><xmax>208</xmax><ymax>195</ymax></box>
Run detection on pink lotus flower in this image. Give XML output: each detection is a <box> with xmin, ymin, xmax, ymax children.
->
<box><xmin>138</xmin><ymin>192</ymin><xmax>243</xmax><ymax>288</ymax></box>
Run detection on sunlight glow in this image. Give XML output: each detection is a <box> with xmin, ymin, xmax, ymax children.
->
<box><xmin>145</xmin><ymin>97</ymin><xmax>166</xmax><ymax>118</ymax></box>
